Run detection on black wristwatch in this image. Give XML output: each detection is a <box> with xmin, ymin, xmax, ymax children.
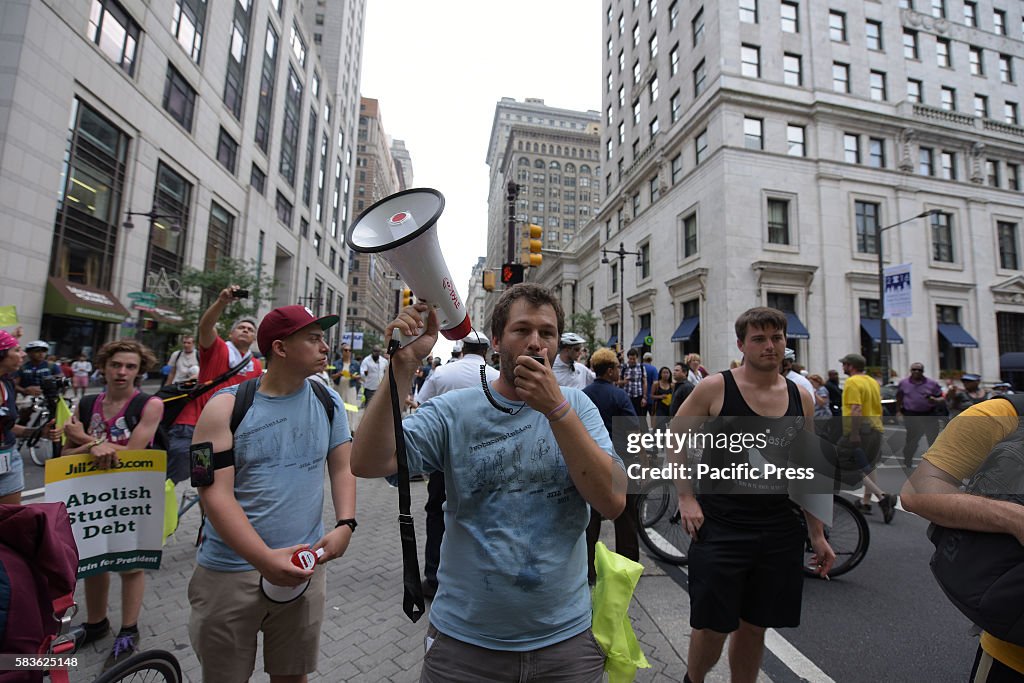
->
<box><xmin>335</xmin><ymin>518</ymin><xmax>357</xmax><ymax>532</ymax></box>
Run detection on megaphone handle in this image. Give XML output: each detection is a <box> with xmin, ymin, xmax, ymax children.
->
<box><xmin>391</xmin><ymin>306</ymin><xmax>430</xmax><ymax>350</ymax></box>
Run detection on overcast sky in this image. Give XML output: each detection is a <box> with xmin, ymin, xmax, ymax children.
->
<box><xmin>359</xmin><ymin>1</ymin><xmax>600</xmax><ymax>356</ymax></box>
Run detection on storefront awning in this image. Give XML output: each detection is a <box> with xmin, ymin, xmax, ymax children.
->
<box><xmin>44</xmin><ymin>277</ymin><xmax>129</xmax><ymax>324</ymax></box>
<box><xmin>860</xmin><ymin>319</ymin><xmax>904</xmax><ymax>345</ymax></box>
<box><xmin>785</xmin><ymin>312</ymin><xmax>810</xmax><ymax>340</ymax></box>
<box><xmin>138</xmin><ymin>306</ymin><xmax>185</xmax><ymax>326</ymax></box>
<box><xmin>630</xmin><ymin>327</ymin><xmax>651</xmax><ymax>349</ymax></box>
<box><xmin>938</xmin><ymin>323</ymin><xmax>979</xmax><ymax>349</ymax></box>
<box><xmin>606</xmin><ymin>335</ymin><xmax>618</xmax><ymax>347</ymax></box>
<box><xmin>671</xmin><ymin>317</ymin><xmax>700</xmax><ymax>343</ymax></box>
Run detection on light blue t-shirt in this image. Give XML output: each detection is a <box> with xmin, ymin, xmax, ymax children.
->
<box><xmin>403</xmin><ymin>384</ymin><xmax>623</xmax><ymax>651</ymax></box>
<box><xmin>197</xmin><ymin>380</ymin><xmax>352</xmax><ymax>571</ymax></box>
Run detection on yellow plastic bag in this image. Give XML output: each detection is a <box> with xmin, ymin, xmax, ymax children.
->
<box><xmin>162</xmin><ymin>479</ymin><xmax>178</xmax><ymax>543</ymax></box>
<box><xmin>592</xmin><ymin>541</ymin><xmax>650</xmax><ymax>682</ymax></box>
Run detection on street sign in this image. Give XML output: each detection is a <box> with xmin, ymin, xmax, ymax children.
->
<box><xmin>126</xmin><ymin>291</ymin><xmax>158</xmax><ymax>306</ymax></box>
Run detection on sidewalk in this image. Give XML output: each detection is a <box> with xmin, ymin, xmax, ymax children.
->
<box><xmin>65</xmin><ymin>468</ymin><xmax>765</xmax><ymax>682</ymax></box>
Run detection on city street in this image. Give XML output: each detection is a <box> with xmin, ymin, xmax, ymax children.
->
<box><xmin>17</xmin><ymin>416</ymin><xmax>983</xmax><ymax>682</ymax></box>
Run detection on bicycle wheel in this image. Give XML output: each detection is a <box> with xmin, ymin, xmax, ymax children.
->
<box><xmin>803</xmin><ymin>495</ymin><xmax>870</xmax><ymax>579</ymax></box>
<box><xmin>90</xmin><ymin>649</ymin><xmax>182</xmax><ymax>683</ymax></box>
<box><xmin>21</xmin><ymin>409</ymin><xmax>52</xmax><ymax>467</ymax></box>
<box><xmin>637</xmin><ymin>479</ymin><xmax>691</xmax><ymax>565</ymax></box>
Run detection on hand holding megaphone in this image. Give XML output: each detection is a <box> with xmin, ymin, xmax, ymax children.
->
<box><xmin>257</xmin><ymin>544</ymin><xmax>316</xmax><ymax>588</ymax></box>
<box><xmin>386</xmin><ymin>303</ymin><xmax>439</xmax><ymax>363</ymax></box>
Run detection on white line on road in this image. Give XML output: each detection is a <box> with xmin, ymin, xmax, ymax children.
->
<box><xmin>766</xmin><ymin>628</ymin><xmax>838</xmax><ymax>683</ymax></box>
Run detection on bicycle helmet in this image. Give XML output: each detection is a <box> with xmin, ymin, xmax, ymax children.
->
<box><xmin>559</xmin><ymin>332</ymin><xmax>586</xmax><ymax>348</ymax></box>
<box><xmin>783</xmin><ymin>347</ymin><xmax>796</xmax><ymax>361</ymax></box>
<box><xmin>24</xmin><ymin>340</ymin><xmax>49</xmax><ymax>352</ymax></box>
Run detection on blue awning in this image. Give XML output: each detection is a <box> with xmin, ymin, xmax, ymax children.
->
<box><xmin>630</xmin><ymin>327</ymin><xmax>651</xmax><ymax>349</ymax></box>
<box><xmin>860</xmin><ymin>319</ymin><xmax>904</xmax><ymax>345</ymax></box>
<box><xmin>671</xmin><ymin>317</ymin><xmax>700</xmax><ymax>343</ymax></box>
<box><xmin>785</xmin><ymin>312</ymin><xmax>810</xmax><ymax>340</ymax></box>
<box><xmin>938</xmin><ymin>323</ymin><xmax>979</xmax><ymax>349</ymax></box>
<box><xmin>606</xmin><ymin>335</ymin><xmax>618</xmax><ymax>347</ymax></box>
<box><xmin>1000</xmin><ymin>352</ymin><xmax>1024</xmax><ymax>371</ymax></box>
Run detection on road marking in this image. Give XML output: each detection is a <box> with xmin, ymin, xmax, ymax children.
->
<box><xmin>766</xmin><ymin>628</ymin><xmax>838</xmax><ymax>683</ymax></box>
<box><xmin>22</xmin><ymin>486</ymin><xmax>45</xmax><ymax>500</ymax></box>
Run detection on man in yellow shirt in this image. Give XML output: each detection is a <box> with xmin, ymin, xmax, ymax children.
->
<box><xmin>839</xmin><ymin>353</ymin><xmax>897</xmax><ymax>523</ymax></box>
<box><xmin>902</xmin><ymin>398</ymin><xmax>1024</xmax><ymax>681</ymax></box>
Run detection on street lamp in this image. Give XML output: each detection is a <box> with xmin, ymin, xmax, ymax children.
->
<box><xmin>877</xmin><ymin>209</ymin><xmax>942</xmax><ymax>385</ymax></box>
<box><xmin>122</xmin><ymin>208</ymin><xmax>182</xmax><ymax>232</ymax></box>
<box><xmin>601</xmin><ymin>242</ymin><xmax>643</xmax><ymax>353</ymax></box>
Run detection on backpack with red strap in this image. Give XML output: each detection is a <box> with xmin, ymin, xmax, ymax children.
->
<box><xmin>0</xmin><ymin>503</ymin><xmax>79</xmax><ymax>683</ymax></box>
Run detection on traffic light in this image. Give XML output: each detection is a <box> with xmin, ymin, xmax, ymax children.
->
<box><xmin>142</xmin><ymin>318</ymin><xmax>156</xmax><ymax>331</ymax></box>
<box><xmin>522</xmin><ymin>224</ymin><xmax>543</xmax><ymax>267</ymax></box>
<box><xmin>401</xmin><ymin>287</ymin><xmax>414</xmax><ymax>307</ymax></box>
<box><xmin>500</xmin><ymin>263</ymin><xmax>524</xmax><ymax>286</ymax></box>
<box><xmin>482</xmin><ymin>270</ymin><xmax>496</xmax><ymax>292</ymax></box>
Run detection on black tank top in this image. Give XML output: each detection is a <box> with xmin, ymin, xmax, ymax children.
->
<box><xmin>696</xmin><ymin>370</ymin><xmax>804</xmax><ymax>528</ymax></box>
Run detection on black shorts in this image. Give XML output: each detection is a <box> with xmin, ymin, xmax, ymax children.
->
<box><xmin>687</xmin><ymin>515</ymin><xmax>805</xmax><ymax>633</ymax></box>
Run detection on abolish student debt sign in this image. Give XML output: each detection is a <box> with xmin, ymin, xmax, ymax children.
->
<box><xmin>44</xmin><ymin>451</ymin><xmax>166</xmax><ymax>578</ymax></box>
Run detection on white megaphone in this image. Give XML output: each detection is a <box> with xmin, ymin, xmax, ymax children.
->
<box><xmin>346</xmin><ymin>188</ymin><xmax>472</xmax><ymax>346</ymax></box>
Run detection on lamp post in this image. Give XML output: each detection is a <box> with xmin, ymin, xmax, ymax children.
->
<box><xmin>601</xmin><ymin>242</ymin><xmax>642</xmax><ymax>353</ymax></box>
<box><xmin>122</xmin><ymin>208</ymin><xmax>182</xmax><ymax>232</ymax></box>
<box><xmin>877</xmin><ymin>209</ymin><xmax>941</xmax><ymax>385</ymax></box>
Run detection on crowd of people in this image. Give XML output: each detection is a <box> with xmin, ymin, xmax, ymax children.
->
<box><xmin>2</xmin><ymin>282</ymin><xmax>1022</xmax><ymax>682</ymax></box>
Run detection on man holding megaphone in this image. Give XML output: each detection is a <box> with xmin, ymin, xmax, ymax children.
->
<box><xmin>350</xmin><ymin>283</ymin><xmax>626</xmax><ymax>682</ymax></box>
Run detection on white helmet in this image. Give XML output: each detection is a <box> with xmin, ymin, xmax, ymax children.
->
<box><xmin>560</xmin><ymin>332</ymin><xmax>586</xmax><ymax>348</ymax></box>
<box><xmin>25</xmin><ymin>340</ymin><xmax>49</xmax><ymax>352</ymax></box>
<box><xmin>783</xmin><ymin>347</ymin><xmax>796</xmax><ymax>361</ymax></box>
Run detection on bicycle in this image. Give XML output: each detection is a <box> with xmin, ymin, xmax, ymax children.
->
<box><xmin>17</xmin><ymin>395</ymin><xmax>56</xmax><ymax>467</ymax></box>
<box><xmin>636</xmin><ymin>482</ymin><xmax>870</xmax><ymax>578</ymax></box>
<box><xmin>90</xmin><ymin>649</ymin><xmax>182</xmax><ymax>683</ymax></box>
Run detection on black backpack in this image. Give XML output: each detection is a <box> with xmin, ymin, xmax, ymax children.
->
<box><xmin>230</xmin><ymin>377</ymin><xmax>335</xmax><ymax>435</ymax></box>
<box><xmin>78</xmin><ymin>391</ymin><xmax>169</xmax><ymax>453</ymax></box>
<box><xmin>928</xmin><ymin>394</ymin><xmax>1024</xmax><ymax>646</ymax></box>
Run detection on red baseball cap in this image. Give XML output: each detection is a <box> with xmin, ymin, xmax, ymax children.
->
<box><xmin>257</xmin><ymin>305</ymin><xmax>339</xmax><ymax>355</ymax></box>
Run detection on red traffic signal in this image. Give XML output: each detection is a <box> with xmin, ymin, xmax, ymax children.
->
<box><xmin>501</xmin><ymin>263</ymin><xmax>524</xmax><ymax>285</ymax></box>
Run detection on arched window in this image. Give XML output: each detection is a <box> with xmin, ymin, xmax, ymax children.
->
<box><xmin>556</xmin><ymin>146</ymin><xmax>562</xmax><ymax>156</ymax></box>
<box><xmin>580</xmin><ymin>164</ymin><xmax>591</xmax><ymax>174</ymax></box>
<box><xmin>534</xmin><ymin>159</ymin><xmax>545</xmax><ymax>169</ymax></box>
<box><xmin>565</xmin><ymin>163</ymin><xmax>577</xmax><ymax>174</ymax></box>
<box><xmin>518</xmin><ymin>157</ymin><xmax>530</xmax><ymax>165</ymax></box>
<box><xmin>549</xmin><ymin>160</ymin><xmax>561</xmax><ymax>170</ymax></box>
<box><xmin>533</xmin><ymin>142</ymin><xmax>539</xmax><ymax>152</ymax></box>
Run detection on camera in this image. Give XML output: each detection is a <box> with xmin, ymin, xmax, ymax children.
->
<box><xmin>40</xmin><ymin>375</ymin><xmax>71</xmax><ymax>401</ymax></box>
<box><xmin>232</xmin><ymin>289</ymin><xmax>249</xmax><ymax>299</ymax></box>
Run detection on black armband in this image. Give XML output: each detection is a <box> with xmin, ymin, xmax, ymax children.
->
<box><xmin>212</xmin><ymin>448</ymin><xmax>235</xmax><ymax>470</ymax></box>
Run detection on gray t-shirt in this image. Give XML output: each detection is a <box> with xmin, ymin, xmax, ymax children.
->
<box><xmin>402</xmin><ymin>385</ymin><xmax>623</xmax><ymax>651</ymax></box>
<box><xmin>197</xmin><ymin>381</ymin><xmax>352</xmax><ymax>571</ymax></box>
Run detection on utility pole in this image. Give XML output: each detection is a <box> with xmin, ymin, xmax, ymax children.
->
<box><xmin>506</xmin><ymin>181</ymin><xmax>519</xmax><ymax>264</ymax></box>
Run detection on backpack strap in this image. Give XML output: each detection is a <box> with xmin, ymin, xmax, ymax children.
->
<box><xmin>230</xmin><ymin>378</ymin><xmax>260</xmax><ymax>435</ymax></box>
<box><xmin>78</xmin><ymin>394</ymin><xmax>98</xmax><ymax>423</ymax></box>
<box><xmin>123</xmin><ymin>391</ymin><xmax>153</xmax><ymax>431</ymax></box>
<box><xmin>308</xmin><ymin>380</ymin><xmax>336</xmax><ymax>426</ymax></box>
<box><xmin>1001</xmin><ymin>394</ymin><xmax>1024</xmax><ymax>417</ymax></box>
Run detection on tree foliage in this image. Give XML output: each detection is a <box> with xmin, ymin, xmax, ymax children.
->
<box><xmin>159</xmin><ymin>257</ymin><xmax>277</xmax><ymax>334</ymax></box>
<box><xmin>569</xmin><ymin>310</ymin><xmax>600</xmax><ymax>353</ymax></box>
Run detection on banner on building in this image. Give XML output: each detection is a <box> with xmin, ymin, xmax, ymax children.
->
<box><xmin>44</xmin><ymin>451</ymin><xmax>167</xmax><ymax>578</ymax></box>
<box><xmin>341</xmin><ymin>331</ymin><xmax>365</xmax><ymax>350</ymax></box>
<box><xmin>883</xmin><ymin>263</ymin><xmax>912</xmax><ymax>319</ymax></box>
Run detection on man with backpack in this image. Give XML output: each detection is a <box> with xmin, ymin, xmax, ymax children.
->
<box><xmin>187</xmin><ymin>304</ymin><xmax>356</xmax><ymax>682</ymax></box>
<box><xmin>60</xmin><ymin>339</ymin><xmax>164</xmax><ymax>669</ymax></box>
<box><xmin>902</xmin><ymin>399</ymin><xmax>1024</xmax><ymax>681</ymax></box>
<box><xmin>165</xmin><ymin>287</ymin><xmax>263</xmax><ymax>484</ymax></box>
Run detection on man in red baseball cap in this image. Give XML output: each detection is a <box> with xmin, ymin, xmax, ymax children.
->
<box><xmin>187</xmin><ymin>304</ymin><xmax>356</xmax><ymax>682</ymax></box>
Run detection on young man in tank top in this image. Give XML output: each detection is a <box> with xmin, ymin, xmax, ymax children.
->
<box><xmin>671</xmin><ymin>307</ymin><xmax>835</xmax><ymax>683</ymax></box>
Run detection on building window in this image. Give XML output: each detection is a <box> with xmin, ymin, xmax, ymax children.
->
<box><xmin>300</xmin><ymin>217</ymin><xmax>309</xmax><ymax>238</ymax></box>
<box><xmin>920</xmin><ymin>147</ymin><xmax>934</xmax><ymax>175</ymax></box>
<box><xmin>649</xmin><ymin>75</ymin><xmax>659</xmax><ymax>102</ymax></box>
<box><xmin>670</xmin><ymin>45</ymin><xmax>679</xmax><ymax>76</ymax></box>
<box><xmin>941</xmin><ymin>86</ymin><xmax>956</xmax><ymax>111</ymax></box>
<box><xmin>833</xmin><ymin>62</ymin><xmax>850</xmax><ymax>93</ymax></box>
<box><xmin>1007</xmin><ymin>102</ymin><xmax>1020</xmax><ymax>125</ymax></box>
<box><xmin>999</xmin><ymin>221</ymin><xmax>1019</xmax><ymax>270</ymax></box>
<box><xmin>650</xmin><ymin>117</ymin><xmax>660</xmax><ymax>137</ymax></box>
<box><xmin>302</xmin><ymin>110</ymin><xmax>317</xmax><ymax>207</ymax></box>
<box><xmin>669</xmin><ymin>1</ymin><xmax>678</xmax><ymax>29</ymax></box>
<box><xmin>829</xmin><ymin>11</ymin><xmax>847</xmax><ymax>41</ymax></box>
<box><xmin>866</xmin><ymin>20</ymin><xmax>883</xmax><ymax>51</ymax></box>
<box><xmin>216</xmin><ymin>127</ymin><xmax>238</xmax><ymax>174</ymax></box>
<box><xmin>855</xmin><ymin>200</ymin><xmax>879</xmax><ymax>254</ymax></box>
<box><xmin>88</xmin><ymin>0</ymin><xmax>140</xmax><ymax>75</ymax></box>
<box><xmin>1009</xmin><ymin>164</ymin><xmax>1021</xmax><ymax>191</ymax></box>
<box><xmin>767</xmin><ymin>198</ymin><xmax>790</xmax><ymax>245</ymax></box>
<box><xmin>941</xmin><ymin>151</ymin><xmax>957</xmax><ymax>180</ymax></box>
<box><xmin>223</xmin><ymin>0</ymin><xmax>252</xmax><ymax>119</ymax></box>
<box><xmin>671</xmin><ymin>91</ymin><xmax>681</xmax><ymax>122</ymax></box>
<box><xmin>844</xmin><ymin>133</ymin><xmax>860</xmax><ymax>164</ymax></box>
<box><xmin>633</xmin><ymin>22</ymin><xmax>640</xmax><ymax>48</ymax></box>
<box><xmin>275</xmin><ymin>192</ymin><xmax>293</xmax><ymax>228</ymax></box>
<box><xmin>783</xmin><ymin>53</ymin><xmax>802</xmax><ymax>86</ymax></box>
<box><xmin>205</xmin><ymin>202</ymin><xmax>234</xmax><ymax>272</ymax></box>
<box><xmin>787</xmin><ymin>125</ymin><xmax>805</xmax><ymax>157</ymax></box>
<box><xmin>290</xmin><ymin>21</ymin><xmax>307</xmax><ymax>67</ymax></box>
<box><xmin>611</xmin><ymin>262</ymin><xmax>619</xmax><ymax>294</ymax></box>
<box><xmin>932</xmin><ymin>0</ymin><xmax>946</xmax><ymax>18</ymax></box>
<box><xmin>649</xmin><ymin>34</ymin><xmax>658</xmax><ymax>60</ymax></box>
<box><xmin>964</xmin><ymin>1</ymin><xmax>977</xmax><ymax>26</ymax></box>
<box><xmin>975</xmin><ymin>94</ymin><xmax>989</xmax><ymax>118</ymax></box>
<box><xmin>279</xmin><ymin>66</ymin><xmax>303</xmax><ymax>186</ymax></box>
<box><xmin>171</xmin><ymin>0</ymin><xmax>206</xmax><ymax>63</ymax></box>
<box><xmin>671</xmin><ymin>153</ymin><xmax>683</xmax><ymax>183</ymax></box>
<box><xmin>936</xmin><ymin>305</ymin><xmax>963</xmax><ymax>372</ymax></box>
<box><xmin>994</xmin><ymin>9</ymin><xmax>1006</xmax><ymax>35</ymax></box>
<box><xmin>870</xmin><ymin>71</ymin><xmax>887</xmax><ymax>101</ymax></box>
<box><xmin>903</xmin><ymin>30</ymin><xmax>919</xmax><ymax>60</ymax></box>
<box><xmin>739</xmin><ymin>0</ymin><xmax>758</xmax><ymax>23</ymax></box>
<box><xmin>633</xmin><ymin>60</ymin><xmax>641</xmax><ymax>85</ymax></box>
<box><xmin>744</xmin><ymin>117</ymin><xmax>763</xmax><ymax>150</ymax></box>
<box><xmin>255</xmin><ymin>24</ymin><xmax>279</xmax><ymax>152</ymax></box>
<box><xmin>937</xmin><ymin>38</ymin><xmax>952</xmax><ymax>67</ymax></box>
<box><xmin>639</xmin><ymin>242</ymin><xmax>651</xmax><ymax>278</ymax></box>
<box><xmin>741</xmin><ymin>45</ymin><xmax>761</xmax><ymax>78</ymax></box>
<box><xmin>1000</xmin><ymin>55</ymin><xmax>1015</xmax><ymax>83</ymax></box>
<box><xmin>147</xmin><ymin>162</ymin><xmax>192</xmax><ymax>278</ymax></box>
<box><xmin>162</xmin><ymin>65</ymin><xmax>196</xmax><ymax>132</ymax></box>
<box><xmin>868</xmin><ymin>138</ymin><xmax>885</xmax><ymax>167</ymax></box>
<box><xmin>781</xmin><ymin>1</ymin><xmax>799</xmax><ymax>32</ymax></box>
<box><xmin>695</xmin><ymin>129</ymin><xmax>708</xmax><ymax>164</ymax></box>
<box><xmin>692</xmin><ymin>7</ymin><xmax>704</xmax><ymax>45</ymax></box>
<box><xmin>987</xmin><ymin>160</ymin><xmax>1000</xmax><ymax>187</ymax></box>
<box><xmin>682</xmin><ymin>212</ymin><xmax>698</xmax><ymax>256</ymax></box>
<box><xmin>250</xmin><ymin>164</ymin><xmax>265</xmax><ymax>194</ymax></box>
<box><xmin>966</xmin><ymin>48</ymin><xmax>989</xmax><ymax>81</ymax></box>
<box><xmin>908</xmin><ymin>79</ymin><xmax>923</xmax><ymax>103</ymax></box>
<box><xmin>694</xmin><ymin>59</ymin><xmax>707</xmax><ymax>96</ymax></box>
<box><xmin>931</xmin><ymin>211</ymin><xmax>954</xmax><ymax>262</ymax></box>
